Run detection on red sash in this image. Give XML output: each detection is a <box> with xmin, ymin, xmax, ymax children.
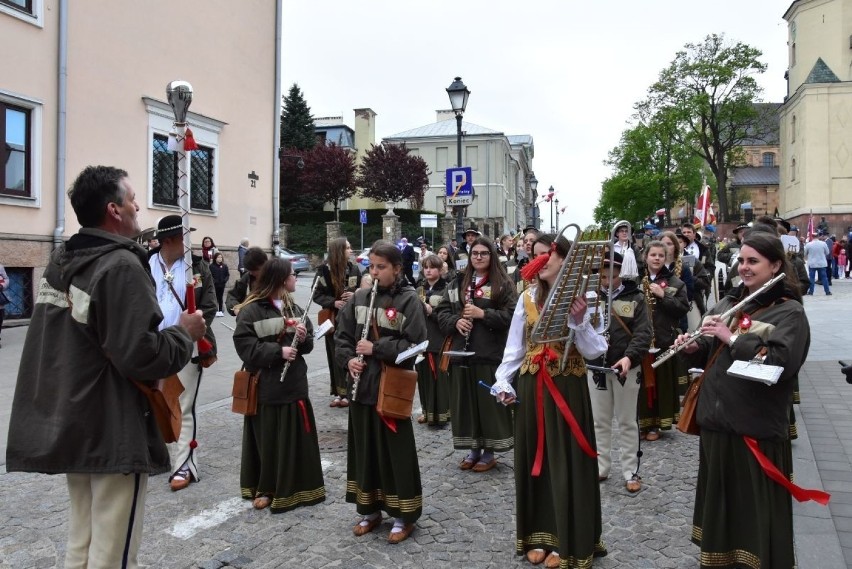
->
<box><xmin>743</xmin><ymin>436</ymin><xmax>830</xmax><ymax>505</ymax></box>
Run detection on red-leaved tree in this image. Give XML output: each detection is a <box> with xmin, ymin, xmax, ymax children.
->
<box><xmin>301</xmin><ymin>143</ymin><xmax>357</xmax><ymax>221</ymax></box>
<box><xmin>357</xmin><ymin>143</ymin><xmax>430</xmax><ymax>210</ymax></box>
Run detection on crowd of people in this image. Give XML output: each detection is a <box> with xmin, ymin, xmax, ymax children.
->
<box><xmin>2</xmin><ymin>166</ymin><xmax>832</xmax><ymax>569</ymax></box>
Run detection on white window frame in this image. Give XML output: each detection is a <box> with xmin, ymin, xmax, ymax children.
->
<box><xmin>143</xmin><ymin>97</ymin><xmax>225</xmax><ymax>216</ymax></box>
<box><xmin>0</xmin><ymin>89</ymin><xmax>42</xmax><ymax>208</ymax></box>
<box><xmin>0</xmin><ymin>0</ymin><xmax>43</xmax><ymax>28</ymax></box>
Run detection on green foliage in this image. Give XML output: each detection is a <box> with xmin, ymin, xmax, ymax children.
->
<box><xmin>638</xmin><ymin>33</ymin><xmax>770</xmax><ymax>221</ymax></box>
<box><xmin>283</xmin><ymin>208</ymin><xmax>446</xmax><ymax>256</ymax></box>
<box><xmin>280</xmin><ymin>84</ymin><xmax>316</xmax><ymax>151</ymax></box>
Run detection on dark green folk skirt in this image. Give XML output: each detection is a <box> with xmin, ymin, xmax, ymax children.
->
<box><xmin>514</xmin><ymin>371</ymin><xmax>606</xmax><ymax>568</ymax></box>
<box><xmin>323</xmin><ymin>334</ymin><xmax>348</xmax><ymax>397</ymax></box>
<box><xmin>449</xmin><ymin>363</ymin><xmax>514</xmax><ymax>451</ymax></box>
<box><xmin>416</xmin><ymin>354</ymin><xmax>450</xmax><ymax>425</ymax></box>
<box><xmin>240</xmin><ymin>401</ymin><xmax>326</xmax><ymax>513</ymax></box>
<box><xmin>692</xmin><ymin>429</ymin><xmax>794</xmax><ymax>569</ymax></box>
<box><xmin>346</xmin><ymin>401</ymin><xmax>422</xmax><ymax>523</ymax></box>
<box><xmin>638</xmin><ymin>356</ymin><xmax>682</xmax><ymax>431</ymax></box>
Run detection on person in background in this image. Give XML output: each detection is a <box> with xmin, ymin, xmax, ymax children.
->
<box><xmin>515</xmin><ymin>226</ymin><xmax>541</xmax><ymax>293</ymax></box>
<box><xmin>232</xmin><ymin>257</ymin><xmax>325</xmax><ymax>513</ymax></box>
<box><xmin>334</xmin><ymin>240</ymin><xmax>427</xmax><ymax>544</ymax></box>
<box><xmin>677</xmin><ymin>232</ymin><xmax>815</xmax><ymax>569</ymax></box>
<box><xmin>314</xmin><ymin>237</ymin><xmax>362</xmax><ymax>407</ymax></box>
<box><xmin>400</xmin><ymin>237</ymin><xmax>417</xmax><ymax>287</ymax></box>
<box><xmin>491</xmin><ymin>233</ymin><xmax>609</xmax><ymax>567</ymax></box>
<box><xmin>804</xmin><ymin>233</ymin><xmax>832</xmax><ymax>296</ymax></box>
<box><xmin>149</xmin><ymin>215</ymin><xmax>218</xmax><ymax>492</ymax></box>
<box><xmin>436</xmin><ymin>246</ymin><xmax>458</xmax><ymax>282</ymax></box>
<box><xmin>0</xmin><ymin>262</ymin><xmax>8</xmax><ymax>348</ymax></box>
<box><xmin>226</xmin><ymin>247</ymin><xmax>268</xmax><ymax>315</ymax></box>
<box><xmin>237</xmin><ymin>238</ymin><xmax>249</xmax><ymax>275</ymax></box>
<box><xmin>210</xmin><ymin>252</ymin><xmax>230</xmax><ymax>317</ymax></box>
<box><xmin>200</xmin><ymin>236</ymin><xmax>218</xmax><ymax>264</ymax></box>
<box><xmin>415</xmin><ymin>254</ymin><xmax>450</xmax><ymax>426</ymax></box>
<box><xmin>6</xmin><ymin>165</ymin><xmax>205</xmax><ymax>568</ymax></box>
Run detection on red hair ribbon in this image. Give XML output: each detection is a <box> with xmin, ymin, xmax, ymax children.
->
<box><xmin>743</xmin><ymin>436</ymin><xmax>830</xmax><ymax>505</ymax></box>
<box><xmin>530</xmin><ymin>347</ymin><xmax>597</xmax><ymax>477</ymax></box>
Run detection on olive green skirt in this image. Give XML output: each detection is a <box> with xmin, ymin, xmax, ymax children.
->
<box><xmin>346</xmin><ymin>401</ymin><xmax>422</xmax><ymax>523</ymax></box>
<box><xmin>449</xmin><ymin>363</ymin><xmax>514</xmax><ymax>451</ymax></box>
<box><xmin>514</xmin><ymin>371</ymin><xmax>607</xmax><ymax>568</ymax></box>
<box><xmin>240</xmin><ymin>401</ymin><xmax>326</xmax><ymax>513</ymax></box>
<box><xmin>416</xmin><ymin>354</ymin><xmax>450</xmax><ymax>425</ymax></box>
<box><xmin>692</xmin><ymin>429</ymin><xmax>794</xmax><ymax>569</ymax></box>
<box><xmin>323</xmin><ymin>335</ymin><xmax>348</xmax><ymax>397</ymax></box>
<box><xmin>638</xmin><ymin>356</ymin><xmax>682</xmax><ymax>431</ymax></box>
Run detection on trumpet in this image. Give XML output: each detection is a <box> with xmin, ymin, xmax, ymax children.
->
<box><xmin>351</xmin><ymin>278</ymin><xmax>379</xmax><ymax>401</ymax></box>
<box><xmin>651</xmin><ymin>273</ymin><xmax>786</xmax><ymax>369</ymax></box>
<box><xmin>280</xmin><ymin>274</ymin><xmax>321</xmax><ymax>382</ymax></box>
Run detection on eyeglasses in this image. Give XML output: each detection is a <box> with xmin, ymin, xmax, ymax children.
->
<box><xmin>470</xmin><ymin>251</ymin><xmax>491</xmax><ymax>258</ymax></box>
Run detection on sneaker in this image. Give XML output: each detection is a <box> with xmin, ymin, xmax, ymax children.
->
<box><xmin>216</xmin><ymin>311</ymin><xmax>224</xmax><ymax>317</ymax></box>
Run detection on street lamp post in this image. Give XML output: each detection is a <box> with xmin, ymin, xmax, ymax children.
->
<box><xmin>555</xmin><ymin>198</ymin><xmax>560</xmax><ymax>232</ymax></box>
<box><xmin>548</xmin><ymin>186</ymin><xmax>555</xmax><ymax>233</ymax></box>
<box><xmin>528</xmin><ymin>173</ymin><xmax>538</xmax><ymax>229</ymax></box>
<box><xmin>446</xmin><ymin>76</ymin><xmax>470</xmax><ymax>244</ymax></box>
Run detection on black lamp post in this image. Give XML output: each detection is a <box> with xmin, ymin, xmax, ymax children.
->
<box><xmin>528</xmin><ymin>173</ymin><xmax>538</xmax><ymax>229</ymax></box>
<box><xmin>447</xmin><ymin>76</ymin><xmax>470</xmax><ymax>244</ymax></box>
<box><xmin>548</xmin><ymin>186</ymin><xmax>555</xmax><ymax>233</ymax></box>
<box><xmin>555</xmin><ymin>197</ymin><xmax>560</xmax><ymax>233</ymax></box>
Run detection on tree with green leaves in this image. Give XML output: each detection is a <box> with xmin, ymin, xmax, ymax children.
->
<box><xmin>357</xmin><ymin>143</ymin><xmax>430</xmax><ymax>208</ymax></box>
<box><xmin>301</xmin><ymin>143</ymin><xmax>357</xmax><ymax>221</ymax></box>
<box><xmin>637</xmin><ymin>33</ymin><xmax>772</xmax><ymax>222</ymax></box>
<box><xmin>280</xmin><ymin>84</ymin><xmax>316</xmax><ymax>151</ymax></box>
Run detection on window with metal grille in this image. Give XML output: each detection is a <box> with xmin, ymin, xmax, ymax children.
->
<box><xmin>1</xmin><ymin>102</ymin><xmax>31</xmax><ymax>197</ymax></box>
<box><xmin>2</xmin><ymin>267</ymin><xmax>33</xmax><ymax>319</ymax></box>
<box><xmin>152</xmin><ymin>134</ymin><xmax>215</xmax><ymax>211</ymax></box>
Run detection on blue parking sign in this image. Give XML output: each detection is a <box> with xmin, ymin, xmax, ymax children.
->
<box><xmin>446</xmin><ymin>167</ymin><xmax>473</xmax><ymax>207</ymax></box>
<box><xmin>359</xmin><ymin>209</ymin><xmax>367</xmax><ymax>225</ymax></box>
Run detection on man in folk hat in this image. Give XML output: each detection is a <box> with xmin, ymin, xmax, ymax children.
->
<box><xmin>149</xmin><ymin>214</ymin><xmax>218</xmax><ymax>491</ymax></box>
<box><xmin>717</xmin><ymin>223</ymin><xmax>749</xmax><ymax>267</ymax></box>
<box><xmin>460</xmin><ymin>227</ymin><xmax>481</xmax><ymax>259</ymax></box>
<box><xmin>7</xmin><ymin>167</ymin><xmax>206</xmax><ymax>567</ymax></box>
<box><xmin>587</xmin><ymin>252</ymin><xmax>651</xmax><ymax>493</ymax></box>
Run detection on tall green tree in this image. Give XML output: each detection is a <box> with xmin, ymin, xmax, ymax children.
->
<box><xmin>280</xmin><ymin>84</ymin><xmax>316</xmax><ymax>151</ymax></box>
<box><xmin>637</xmin><ymin>33</ymin><xmax>771</xmax><ymax>221</ymax></box>
<box><xmin>357</xmin><ymin>143</ymin><xmax>430</xmax><ymax>208</ymax></box>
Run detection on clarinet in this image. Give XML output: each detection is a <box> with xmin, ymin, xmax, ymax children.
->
<box><xmin>280</xmin><ymin>275</ymin><xmax>322</xmax><ymax>382</ymax></box>
<box><xmin>651</xmin><ymin>273</ymin><xmax>786</xmax><ymax>369</ymax></box>
<box><xmin>462</xmin><ymin>280</ymin><xmax>475</xmax><ymax>351</ymax></box>
<box><xmin>350</xmin><ymin>279</ymin><xmax>379</xmax><ymax>401</ymax></box>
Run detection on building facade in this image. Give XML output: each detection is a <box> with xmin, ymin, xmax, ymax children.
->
<box><xmin>780</xmin><ymin>0</ymin><xmax>852</xmax><ymax>235</ymax></box>
<box><xmin>383</xmin><ymin>111</ymin><xmax>536</xmax><ymax>241</ymax></box>
<box><xmin>1</xmin><ymin>0</ymin><xmax>280</xmax><ymax>318</ymax></box>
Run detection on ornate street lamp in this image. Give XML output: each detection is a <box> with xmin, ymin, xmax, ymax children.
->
<box><xmin>548</xmin><ymin>186</ymin><xmax>555</xmax><ymax>233</ymax></box>
<box><xmin>529</xmin><ymin>173</ymin><xmax>539</xmax><ymax>229</ymax></box>
<box><xmin>555</xmin><ymin>197</ymin><xmax>560</xmax><ymax>232</ymax></box>
<box><xmin>447</xmin><ymin>77</ymin><xmax>470</xmax><ymax>243</ymax></box>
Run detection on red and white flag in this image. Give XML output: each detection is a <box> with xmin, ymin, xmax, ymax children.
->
<box><xmin>693</xmin><ymin>185</ymin><xmax>713</xmax><ymax>228</ymax></box>
<box><xmin>806</xmin><ymin>211</ymin><xmax>815</xmax><ymax>242</ymax></box>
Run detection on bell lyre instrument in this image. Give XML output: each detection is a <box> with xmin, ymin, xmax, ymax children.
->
<box><xmin>280</xmin><ymin>274</ymin><xmax>321</xmax><ymax>382</ymax></box>
<box><xmin>350</xmin><ymin>279</ymin><xmax>379</xmax><ymax>401</ymax></box>
<box><xmin>530</xmin><ymin>222</ymin><xmax>622</xmax><ymax>372</ymax></box>
<box><xmin>651</xmin><ymin>272</ymin><xmax>786</xmax><ymax>369</ymax></box>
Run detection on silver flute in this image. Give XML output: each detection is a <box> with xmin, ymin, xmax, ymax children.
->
<box><xmin>351</xmin><ymin>278</ymin><xmax>379</xmax><ymax>401</ymax></box>
<box><xmin>651</xmin><ymin>272</ymin><xmax>786</xmax><ymax>369</ymax></box>
<box><xmin>280</xmin><ymin>274</ymin><xmax>322</xmax><ymax>382</ymax></box>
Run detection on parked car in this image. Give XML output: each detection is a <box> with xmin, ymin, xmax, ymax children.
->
<box><xmin>276</xmin><ymin>247</ymin><xmax>310</xmax><ymax>274</ymax></box>
<box><xmin>355</xmin><ymin>247</ymin><xmax>421</xmax><ymax>273</ymax></box>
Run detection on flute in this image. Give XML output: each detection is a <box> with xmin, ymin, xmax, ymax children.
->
<box><xmin>651</xmin><ymin>273</ymin><xmax>786</xmax><ymax>369</ymax></box>
<box><xmin>351</xmin><ymin>279</ymin><xmax>379</xmax><ymax>401</ymax></box>
<box><xmin>280</xmin><ymin>274</ymin><xmax>322</xmax><ymax>382</ymax></box>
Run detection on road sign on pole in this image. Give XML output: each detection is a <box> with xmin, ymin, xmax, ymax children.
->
<box><xmin>446</xmin><ymin>167</ymin><xmax>473</xmax><ymax>207</ymax></box>
<box><xmin>359</xmin><ymin>209</ymin><xmax>367</xmax><ymax>225</ymax></box>
<box><xmin>420</xmin><ymin>214</ymin><xmax>438</xmax><ymax>228</ymax></box>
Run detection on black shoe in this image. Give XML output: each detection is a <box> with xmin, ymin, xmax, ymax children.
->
<box><xmin>826</xmin><ymin>292</ymin><xmax>832</xmax><ymax>295</ymax></box>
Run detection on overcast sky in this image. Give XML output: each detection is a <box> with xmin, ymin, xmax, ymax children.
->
<box><xmin>282</xmin><ymin>0</ymin><xmax>790</xmax><ymax>230</ymax></box>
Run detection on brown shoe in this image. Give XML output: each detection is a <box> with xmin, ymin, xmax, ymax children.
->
<box><xmin>252</xmin><ymin>495</ymin><xmax>271</xmax><ymax>509</ymax></box>
<box><xmin>598</xmin><ymin>475</ymin><xmax>608</xmax><ymax>482</ymax></box>
<box><xmin>330</xmin><ymin>397</ymin><xmax>341</xmax><ymax>408</ymax></box>
<box><xmin>459</xmin><ymin>457</ymin><xmax>476</xmax><ymax>470</ymax></box>
<box><xmin>417</xmin><ymin>415</ymin><xmax>427</xmax><ymax>424</ymax></box>
<box><xmin>338</xmin><ymin>398</ymin><xmax>350</xmax><ymax>408</ymax></box>
<box><xmin>544</xmin><ymin>552</ymin><xmax>561</xmax><ymax>568</ymax></box>
<box><xmin>645</xmin><ymin>430</ymin><xmax>660</xmax><ymax>442</ymax></box>
<box><xmin>626</xmin><ymin>478</ymin><xmax>642</xmax><ymax>493</ymax></box>
<box><xmin>526</xmin><ymin>549</ymin><xmax>546</xmax><ymax>564</ymax></box>
<box><xmin>472</xmin><ymin>458</ymin><xmax>497</xmax><ymax>472</ymax></box>
<box><xmin>387</xmin><ymin>523</ymin><xmax>415</xmax><ymax>544</ymax></box>
<box><xmin>169</xmin><ymin>469</ymin><xmax>193</xmax><ymax>492</ymax></box>
<box><xmin>353</xmin><ymin>515</ymin><xmax>382</xmax><ymax>536</ymax></box>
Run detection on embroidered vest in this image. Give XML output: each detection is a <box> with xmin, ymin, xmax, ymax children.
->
<box><xmin>519</xmin><ymin>289</ymin><xmax>587</xmax><ymax>378</ymax></box>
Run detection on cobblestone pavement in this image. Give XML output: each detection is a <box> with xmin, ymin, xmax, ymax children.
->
<box><xmin>1</xmin><ymin>275</ymin><xmax>850</xmax><ymax>568</ymax></box>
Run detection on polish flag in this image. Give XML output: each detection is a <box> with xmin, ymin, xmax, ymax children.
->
<box><xmin>693</xmin><ymin>185</ymin><xmax>713</xmax><ymax>228</ymax></box>
<box><xmin>806</xmin><ymin>212</ymin><xmax>815</xmax><ymax>242</ymax></box>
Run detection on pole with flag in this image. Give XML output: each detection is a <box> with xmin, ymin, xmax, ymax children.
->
<box><xmin>693</xmin><ymin>173</ymin><xmax>711</xmax><ymax>228</ymax></box>
<box><xmin>807</xmin><ymin>210</ymin><xmax>815</xmax><ymax>243</ymax></box>
<box><xmin>167</xmin><ymin>81</ymin><xmax>212</xmax><ymax>355</ymax></box>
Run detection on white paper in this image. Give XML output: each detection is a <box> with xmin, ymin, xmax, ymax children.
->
<box><xmin>726</xmin><ymin>360</ymin><xmax>783</xmax><ymax>386</ymax></box>
<box><xmin>395</xmin><ymin>340</ymin><xmax>429</xmax><ymax>364</ymax></box>
<box><xmin>314</xmin><ymin>320</ymin><xmax>334</xmax><ymax>340</ymax></box>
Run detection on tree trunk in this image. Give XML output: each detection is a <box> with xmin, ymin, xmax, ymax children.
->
<box><xmin>714</xmin><ymin>169</ymin><xmax>728</xmax><ymax>223</ymax></box>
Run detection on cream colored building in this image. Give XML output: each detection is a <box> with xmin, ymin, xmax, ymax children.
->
<box><xmin>780</xmin><ymin>0</ymin><xmax>852</xmax><ymax>234</ymax></box>
<box><xmin>1</xmin><ymin>0</ymin><xmax>281</xmax><ymax>318</ymax></box>
<box><xmin>383</xmin><ymin>111</ymin><xmax>536</xmax><ymax>240</ymax></box>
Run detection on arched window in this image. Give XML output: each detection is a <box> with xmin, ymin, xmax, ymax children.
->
<box><xmin>762</xmin><ymin>153</ymin><xmax>775</xmax><ymax>168</ymax></box>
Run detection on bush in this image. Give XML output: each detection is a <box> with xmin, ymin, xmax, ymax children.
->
<box><xmin>283</xmin><ymin>208</ymin><xmax>445</xmax><ymax>256</ymax></box>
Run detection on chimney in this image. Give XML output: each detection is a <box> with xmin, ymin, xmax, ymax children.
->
<box><xmin>353</xmin><ymin>108</ymin><xmax>376</xmax><ymax>163</ymax></box>
<box><xmin>436</xmin><ymin>109</ymin><xmax>456</xmax><ymax>122</ymax></box>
